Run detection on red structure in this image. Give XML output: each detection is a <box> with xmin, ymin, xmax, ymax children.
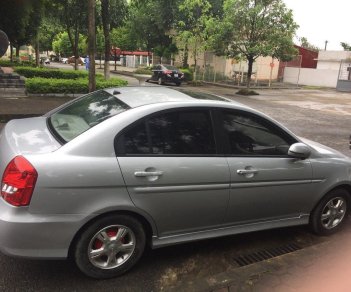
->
<box><xmin>278</xmin><ymin>45</ymin><xmax>318</xmax><ymax>80</ymax></box>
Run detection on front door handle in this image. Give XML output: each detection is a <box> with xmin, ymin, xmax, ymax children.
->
<box><xmin>237</xmin><ymin>169</ymin><xmax>258</xmax><ymax>175</ymax></box>
<box><xmin>134</xmin><ymin>171</ymin><xmax>164</xmax><ymax>177</ymax></box>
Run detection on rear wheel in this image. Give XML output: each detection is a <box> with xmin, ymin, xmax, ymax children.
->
<box><xmin>310</xmin><ymin>189</ymin><xmax>349</xmax><ymax>235</ymax></box>
<box><xmin>74</xmin><ymin>214</ymin><xmax>146</xmax><ymax>279</ymax></box>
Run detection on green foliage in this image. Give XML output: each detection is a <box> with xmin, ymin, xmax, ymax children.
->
<box><xmin>134</xmin><ymin>67</ymin><xmax>152</xmax><ymax>75</ymax></box>
<box><xmin>38</xmin><ymin>17</ymin><xmax>63</xmax><ymax>52</ymax></box>
<box><xmin>177</xmin><ymin>0</ymin><xmax>214</xmax><ymax>69</ymax></box>
<box><xmin>0</xmin><ymin>60</ymin><xmax>36</xmax><ymax>67</ymax></box>
<box><xmin>52</xmin><ymin>32</ymin><xmax>87</xmax><ymax>57</ymax></box>
<box><xmin>299</xmin><ymin>37</ymin><xmax>319</xmax><ymax>52</ymax></box>
<box><xmin>110</xmin><ymin>27</ymin><xmax>138</xmax><ymax>51</ymax></box>
<box><xmin>210</xmin><ymin>0</ymin><xmax>298</xmax><ymax>87</ymax></box>
<box><xmin>179</xmin><ymin>68</ymin><xmax>193</xmax><ymax>81</ymax></box>
<box><xmin>25</xmin><ymin>77</ymin><xmax>127</xmax><ymax>94</ymax></box>
<box><xmin>14</xmin><ymin>67</ymin><xmax>89</xmax><ymax>79</ymax></box>
<box><xmin>127</xmin><ymin>0</ymin><xmax>178</xmax><ymax>54</ymax></box>
<box><xmin>0</xmin><ymin>0</ymin><xmax>44</xmax><ymax>49</ymax></box>
<box><xmin>341</xmin><ymin>42</ymin><xmax>351</xmax><ymax>51</ymax></box>
<box><xmin>236</xmin><ymin>89</ymin><xmax>259</xmax><ymax>96</ymax></box>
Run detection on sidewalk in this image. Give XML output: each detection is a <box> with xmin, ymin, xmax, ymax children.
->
<box><xmin>168</xmin><ymin>222</ymin><xmax>351</xmax><ymax>291</ymax></box>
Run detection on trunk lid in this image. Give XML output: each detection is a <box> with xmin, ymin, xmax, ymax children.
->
<box><xmin>0</xmin><ymin>117</ymin><xmax>61</xmax><ymax>176</ymax></box>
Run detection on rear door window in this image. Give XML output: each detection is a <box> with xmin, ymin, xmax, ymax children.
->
<box><xmin>116</xmin><ymin>109</ymin><xmax>216</xmax><ymax>155</ymax></box>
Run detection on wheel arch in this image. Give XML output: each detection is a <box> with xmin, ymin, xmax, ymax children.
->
<box><xmin>310</xmin><ymin>183</ymin><xmax>351</xmax><ymax>215</ymax></box>
<box><xmin>68</xmin><ymin>209</ymin><xmax>156</xmax><ymax>259</ymax></box>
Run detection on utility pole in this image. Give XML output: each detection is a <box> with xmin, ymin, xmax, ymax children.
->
<box><xmin>324</xmin><ymin>40</ymin><xmax>328</xmax><ymax>51</ymax></box>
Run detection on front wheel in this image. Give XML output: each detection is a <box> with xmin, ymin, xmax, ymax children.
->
<box><xmin>310</xmin><ymin>189</ymin><xmax>350</xmax><ymax>235</ymax></box>
<box><xmin>74</xmin><ymin>214</ymin><xmax>146</xmax><ymax>279</ymax></box>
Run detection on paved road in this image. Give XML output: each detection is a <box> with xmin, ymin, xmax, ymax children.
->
<box><xmin>0</xmin><ymin>83</ymin><xmax>350</xmax><ymax>291</ymax></box>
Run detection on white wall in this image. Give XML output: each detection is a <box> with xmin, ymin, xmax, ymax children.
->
<box><xmin>284</xmin><ymin>67</ymin><xmax>339</xmax><ymax>87</ymax></box>
<box><xmin>317</xmin><ymin>51</ymin><xmax>351</xmax><ymax>70</ymax></box>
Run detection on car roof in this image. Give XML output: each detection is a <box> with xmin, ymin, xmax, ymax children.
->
<box><xmin>103</xmin><ymin>86</ymin><xmax>242</xmax><ymax>108</ymax></box>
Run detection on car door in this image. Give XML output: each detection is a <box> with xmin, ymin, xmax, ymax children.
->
<box><xmin>116</xmin><ymin>108</ymin><xmax>230</xmax><ymax>237</ymax></box>
<box><xmin>217</xmin><ymin>109</ymin><xmax>314</xmax><ymax>225</ymax></box>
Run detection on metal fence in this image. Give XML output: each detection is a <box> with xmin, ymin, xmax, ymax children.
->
<box><xmin>177</xmin><ymin>51</ymin><xmax>301</xmax><ymax>88</ymax></box>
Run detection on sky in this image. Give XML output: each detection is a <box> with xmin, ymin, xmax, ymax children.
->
<box><xmin>283</xmin><ymin>0</ymin><xmax>350</xmax><ymax>51</ymax></box>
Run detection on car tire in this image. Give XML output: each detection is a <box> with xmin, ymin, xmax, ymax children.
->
<box><xmin>74</xmin><ymin>214</ymin><xmax>146</xmax><ymax>279</ymax></box>
<box><xmin>158</xmin><ymin>77</ymin><xmax>163</xmax><ymax>85</ymax></box>
<box><xmin>175</xmin><ymin>82</ymin><xmax>181</xmax><ymax>86</ymax></box>
<box><xmin>310</xmin><ymin>188</ymin><xmax>350</xmax><ymax>235</ymax></box>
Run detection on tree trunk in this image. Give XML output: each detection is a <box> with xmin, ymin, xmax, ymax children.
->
<box><xmin>35</xmin><ymin>34</ymin><xmax>40</xmax><ymax>67</ymax></box>
<box><xmin>88</xmin><ymin>0</ymin><xmax>96</xmax><ymax>92</ymax></box>
<box><xmin>15</xmin><ymin>44</ymin><xmax>20</xmax><ymax>62</ymax></box>
<box><xmin>10</xmin><ymin>44</ymin><xmax>13</xmax><ymax>62</ymax></box>
<box><xmin>74</xmin><ymin>25</ymin><xmax>79</xmax><ymax>71</ymax></box>
<box><xmin>247</xmin><ymin>56</ymin><xmax>254</xmax><ymax>88</ymax></box>
<box><xmin>101</xmin><ymin>0</ymin><xmax>111</xmax><ymax>80</ymax></box>
<box><xmin>182</xmin><ymin>41</ymin><xmax>189</xmax><ymax>68</ymax></box>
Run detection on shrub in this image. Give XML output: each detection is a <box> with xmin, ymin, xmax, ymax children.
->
<box><xmin>180</xmin><ymin>68</ymin><xmax>193</xmax><ymax>82</ymax></box>
<box><xmin>134</xmin><ymin>67</ymin><xmax>152</xmax><ymax>75</ymax></box>
<box><xmin>236</xmin><ymin>88</ymin><xmax>259</xmax><ymax>96</ymax></box>
<box><xmin>25</xmin><ymin>77</ymin><xmax>127</xmax><ymax>94</ymax></box>
<box><xmin>15</xmin><ymin>67</ymin><xmax>90</xmax><ymax>79</ymax></box>
<box><xmin>0</xmin><ymin>59</ymin><xmax>36</xmax><ymax>67</ymax></box>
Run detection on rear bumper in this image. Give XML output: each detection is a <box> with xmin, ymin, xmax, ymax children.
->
<box><xmin>0</xmin><ymin>199</ymin><xmax>89</xmax><ymax>259</ymax></box>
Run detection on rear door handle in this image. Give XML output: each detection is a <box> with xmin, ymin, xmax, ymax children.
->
<box><xmin>237</xmin><ymin>169</ymin><xmax>258</xmax><ymax>175</ymax></box>
<box><xmin>134</xmin><ymin>171</ymin><xmax>164</xmax><ymax>177</ymax></box>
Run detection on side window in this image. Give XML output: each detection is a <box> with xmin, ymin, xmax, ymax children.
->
<box><xmin>117</xmin><ymin>109</ymin><xmax>216</xmax><ymax>155</ymax></box>
<box><xmin>221</xmin><ymin>110</ymin><xmax>294</xmax><ymax>156</ymax></box>
<box><xmin>149</xmin><ymin>110</ymin><xmax>215</xmax><ymax>154</ymax></box>
<box><xmin>120</xmin><ymin>121</ymin><xmax>149</xmax><ymax>154</ymax></box>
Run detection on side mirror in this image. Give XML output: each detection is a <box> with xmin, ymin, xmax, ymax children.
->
<box><xmin>288</xmin><ymin>143</ymin><xmax>311</xmax><ymax>159</ymax></box>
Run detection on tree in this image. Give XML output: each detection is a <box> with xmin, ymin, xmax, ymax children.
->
<box><xmin>211</xmin><ymin>0</ymin><xmax>298</xmax><ymax>88</ymax></box>
<box><xmin>0</xmin><ymin>0</ymin><xmax>44</xmax><ymax>62</ymax></box>
<box><xmin>110</xmin><ymin>27</ymin><xmax>138</xmax><ymax>51</ymax></box>
<box><xmin>341</xmin><ymin>42</ymin><xmax>351</xmax><ymax>51</ymax></box>
<box><xmin>88</xmin><ymin>0</ymin><xmax>96</xmax><ymax>92</ymax></box>
<box><xmin>177</xmin><ymin>0</ymin><xmax>213</xmax><ymax>76</ymax></box>
<box><xmin>99</xmin><ymin>0</ymin><xmax>127</xmax><ymax>79</ymax></box>
<box><xmin>299</xmin><ymin>37</ymin><xmax>319</xmax><ymax>52</ymax></box>
<box><xmin>128</xmin><ymin>0</ymin><xmax>179</xmax><ymax>64</ymax></box>
<box><xmin>50</xmin><ymin>0</ymin><xmax>88</xmax><ymax>70</ymax></box>
<box><xmin>52</xmin><ymin>32</ymin><xmax>87</xmax><ymax>57</ymax></box>
<box><xmin>38</xmin><ymin>17</ymin><xmax>63</xmax><ymax>54</ymax></box>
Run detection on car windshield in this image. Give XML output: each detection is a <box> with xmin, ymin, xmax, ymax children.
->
<box><xmin>49</xmin><ymin>90</ymin><xmax>129</xmax><ymax>143</ymax></box>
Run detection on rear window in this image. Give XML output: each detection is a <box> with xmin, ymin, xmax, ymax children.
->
<box><xmin>49</xmin><ymin>90</ymin><xmax>129</xmax><ymax>143</ymax></box>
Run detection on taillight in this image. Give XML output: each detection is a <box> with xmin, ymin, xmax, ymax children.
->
<box><xmin>1</xmin><ymin>156</ymin><xmax>38</xmax><ymax>206</ymax></box>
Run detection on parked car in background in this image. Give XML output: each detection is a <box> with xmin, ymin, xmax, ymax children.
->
<box><xmin>67</xmin><ymin>56</ymin><xmax>85</xmax><ymax>65</ymax></box>
<box><xmin>149</xmin><ymin>64</ymin><xmax>184</xmax><ymax>86</ymax></box>
<box><xmin>40</xmin><ymin>57</ymin><xmax>50</xmax><ymax>65</ymax></box>
<box><xmin>0</xmin><ymin>87</ymin><xmax>351</xmax><ymax>279</ymax></box>
<box><xmin>61</xmin><ymin>57</ymin><xmax>68</xmax><ymax>64</ymax></box>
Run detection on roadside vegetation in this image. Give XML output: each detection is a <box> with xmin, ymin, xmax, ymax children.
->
<box><xmin>11</xmin><ymin>66</ymin><xmax>127</xmax><ymax>94</ymax></box>
<box><xmin>1</xmin><ymin>0</ymin><xmax>300</xmax><ymax>90</ymax></box>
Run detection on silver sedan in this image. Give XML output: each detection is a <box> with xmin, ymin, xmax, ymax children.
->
<box><xmin>0</xmin><ymin>87</ymin><xmax>350</xmax><ymax>279</ymax></box>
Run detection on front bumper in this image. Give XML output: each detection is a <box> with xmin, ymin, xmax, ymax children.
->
<box><xmin>0</xmin><ymin>199</ymin><xmax>90</xmax><ymax>259</ymax></box>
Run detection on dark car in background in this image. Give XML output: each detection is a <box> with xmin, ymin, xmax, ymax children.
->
<box><xmin>149</xmin><ymin>64</ymin><xmax>184</xmax><ymax>86</ymax></box>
